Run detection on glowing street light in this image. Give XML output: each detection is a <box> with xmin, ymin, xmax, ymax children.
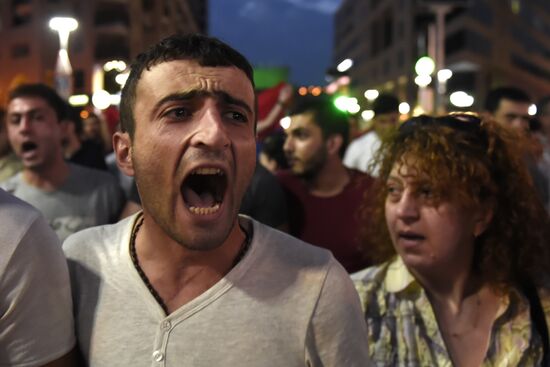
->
<box><xmin>115</xmin><ymin>72</ymin><xmax>130</xmax><ymax>87</ymax></box>
<box><xmin>398</xmin><ymin>102</ymin><xmax>411</xmax><ymax>115</ymax></box>
<box><xmin>449</xmin><ymin>91</ymin><xmax>474</xmax><ymax>108</ymax></box>
<box><xmin>414</xmin><ymin>56</ymin><xmax>436</xmax><ymax>113</ymax></box>
<box><xmin>49</xmin><ymin>17</ymin><xmax>78</xmax><ymax>100</ymax></box>
<box><xmin>280</xmin><ymin>116</ymin><xmax>291</xmax><ymax>130</ymax></box>
<box><xmin>336</xmin><ymin>58</ymin><xmax>353</xmax><ymax>73</ymax></box>
<box><xmin>414</xmin><ymin>75</ymin><xmax>432</xmax><ymax>88</ymax></box>
<box><xmin>103</xmin><ymin>60</ymin><xmax>127</xmax><ymax>72</ymax></box>
<box><xmin>68</xmin><ymin>94</ymin><xmax>89</xmax><ymax>106</ymax></box>
<box><xmin>334</xmin><ymin>96</ymin><xmax>350</xmax><ymax>112</ymax></box>
<box><xmin>361</xmin><ymin>110</ymin><xmax>375</xmax><ymax>122</ymax></box>
<box><xmin>364</xmin><ymin>89</ymin><xmax>379</xmax><ymax>101</ymax></box>
<box><xmin>529</xmin><ymin>104</ymin><xmax>537</xmax><ymax>116</ymax></box>
<box><xmin>437</xmin><ymin>69</ymin><xmax>453</xmax><ymax>83</ymax></box>
<box><xmin>415</xmin><ymin>56</ymin><xmax>435</xmax><ymax>76</ymax></box>
<box><xmin>92</xmin><ymin>90</ymin><xmax>111</xmax><ymax>110</ymax></box>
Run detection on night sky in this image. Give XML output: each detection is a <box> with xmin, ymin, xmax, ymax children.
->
<box><xmin>209</xmin><ymin>0</ymin><xmax>342</xmax><ymax>87</ymax></box>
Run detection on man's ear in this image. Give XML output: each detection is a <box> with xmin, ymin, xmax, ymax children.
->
<box><xmin>326</xmin><ymin>134</ymin><xmax>343</xmax><ymax>157</ymax></box>
<box><xmin>59</xmin><ymin>120</ymin><xmax>71</xmax><ymax>139</ymax></box>
<box><xmin>113</xmin><ymin>131</ymin><xmax>134</xmax><ymax>177</ymax></box>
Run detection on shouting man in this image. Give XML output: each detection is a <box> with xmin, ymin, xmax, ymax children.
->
<box><xmin>63</xmin><ymin>34</ymin><xmax>369</xmax><ymax>366</ymax></box>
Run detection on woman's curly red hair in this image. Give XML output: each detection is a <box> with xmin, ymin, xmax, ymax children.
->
<box><xmin>361</xmin><ymin>114</ymin><xmax>550</xmax><ymax>288</ymax></box>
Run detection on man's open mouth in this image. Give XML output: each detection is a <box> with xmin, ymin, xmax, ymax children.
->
<box><xmin>181</xmin><ymin>167</ymin><xmax>227</xmax><ymax>215</ymax></box>
<box><xmin>21</xmin><ymin>141</ymin><xmax>38</xmax><ymax>154</ymax></box>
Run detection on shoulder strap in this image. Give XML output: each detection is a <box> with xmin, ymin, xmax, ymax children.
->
<box><xmin>522</xmin><ymin>280</ymin><xmax>549</xmax><ymax>366</ymax></box>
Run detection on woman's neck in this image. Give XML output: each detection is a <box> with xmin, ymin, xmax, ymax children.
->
<box><xmin>415</xmin><ymin>267</ymin><xmax>501</xmax><ymax>367</ymax></box>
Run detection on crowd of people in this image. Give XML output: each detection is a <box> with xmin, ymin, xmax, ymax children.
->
<box><xmin>1</xmin><ymin>33</ymin><xmax>549</xmax><ymax>367</ymax></box>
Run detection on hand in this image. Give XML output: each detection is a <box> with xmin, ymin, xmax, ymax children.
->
<box><xmin>278</xmin><ymin>84</ymin><xmax>293</xmax><ymax>105</ymax></box>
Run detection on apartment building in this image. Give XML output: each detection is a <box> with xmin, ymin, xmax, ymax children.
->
<box><xmin>0</xmin><ymin>0</ymin><xmax>207</xmax><ymax>104</ymax></box>
<box><xmin>334</xmin><ymin>0</ymin><xmax>550</xmax><ymax>110</ymax></box>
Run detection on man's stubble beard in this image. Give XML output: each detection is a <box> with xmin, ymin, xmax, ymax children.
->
<box><xmin>296</xmin><ymin>144</ymin><xmax>328</xmax><ymax>182</ymax></box>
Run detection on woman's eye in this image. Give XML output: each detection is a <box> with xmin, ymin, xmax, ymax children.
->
<box><xmin>419</xmin><ymin>186</ymin><xmax>433</xmax><ymax>198</ymax></box>
<box><xmin>386</xmin><ymin>185</ymin><xmax>401</xmax><ymax>200</ymax></box>
<box><xmin>420</xmin><ymin>189</ymin><xmax>432</xmax><ymax>197</ymax></box>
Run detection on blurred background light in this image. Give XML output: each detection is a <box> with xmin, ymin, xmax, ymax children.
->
<box><xmin>449</xmin><ymin>91</ymin><xmax>474</xmax><ymax>108</ymax></box>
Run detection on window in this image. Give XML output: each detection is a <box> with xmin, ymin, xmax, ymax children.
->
<box><xmin>397</xmin><ymin>49</ymin><xmax>405</xmax><ymax>68</ymax></box>
<box><xmin>12</xmin><ymin>0</ymin><xmax>32</xmax><ymax>27</ymax></box>
<box><xmin>445</xmin><ymin>31</ymin><xmax>466</xmax><ymax>56</ymax></box>
<box><xmin>142</xmin><ymin>0</ymin><xmax>154</xmax><ymax>12</ymax></box>
<box><xmin>73</xmin><ymin>70</ymin><xmax>85</xmax><ymax>92</ymax></box>
<box><xmin>445</xmin><ymin>30</ymin><xmax>491</xmax><ymax>57</ymax></box>
<box><xmin>11</xmin><ymin>43</ymin><xmax>30</xmax><ymax>58</ymax></box>
<box><xmin>370</xmin><ymin>20</ymin><xmax>381</xmax><ymax>56</ymax></box>
<box><xmin>512</xmin><ymin>54</ymin><xmax>550</xmax><ymax>82</ymax></box>
<box><xmin>383</xmin><ymin>11</ymin><xmax>393</xmax><ymax>49</ymax></box>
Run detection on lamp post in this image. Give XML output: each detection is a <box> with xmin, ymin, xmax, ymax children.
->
<box><xmin>414</xmin><ymin>56</ymin><xmax>435</xmax><ymax>114</ymax></box>
<box><xmin>49</xmin><ymin>17</ymin><xmax>78</xmax><ymax>100</ymax></box>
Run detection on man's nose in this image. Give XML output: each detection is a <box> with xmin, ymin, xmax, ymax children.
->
<box><xmin>191</xmin><ymin>109</ymin><xmax>230</xmax><ymax>150</ymax></box>
<box><xmin>18</xmin><ymin>116</ymin><xmax>33</xmax><ymax>133</ymax></box>
<box><xmin>283</xmin><ymin>136</ymin><xmax>293</xmax><ymax>153</ymax></box>
<box><xmin>510</xmin><ymin>117</ymin><xmax>529</xmax><ymax>133</ymax></box>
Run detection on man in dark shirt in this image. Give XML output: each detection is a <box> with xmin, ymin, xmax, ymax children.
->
<box><xmin>278</xmin><ymin>95</ymin><xmax>375</xmax><ymax>272</ymax></box>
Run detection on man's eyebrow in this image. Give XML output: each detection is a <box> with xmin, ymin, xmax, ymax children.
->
<box><xmin>504</xmin><ymin>112</ymin><xmax>530</xmax><ymax>118</ymax></box>
<box><xmin>152</xmin><ymin>90</ymin><xmax>200</xmax><ymax>113</ymax></box>
<box><xmin>152</xmin><ymin>90</ymin><xmax>253</xmax><ymax>115</ymax></box>
<box><xmin>288</xmin><ymin>127</ymin><xmax>307</xmax><ymax>135</ymax></box>
<box><xmin>214</xmin><ymin>91</ymin><xmax>253</xmax><ymax>115</ymax></box>
<box><xmin>8</xmin><ymin>108</ymin><xmax>44</xmax><ymax>117</ymax></box>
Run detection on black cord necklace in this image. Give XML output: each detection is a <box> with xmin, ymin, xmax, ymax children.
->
<box><xmin>129</xmin><ymin>216</ymin><xmax>251</xmax><ymax>315</ymax></box>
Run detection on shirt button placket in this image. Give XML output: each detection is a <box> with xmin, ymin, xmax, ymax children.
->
<box><xmin>152</xmin><ymin>350</ymin><xmax>164</xmax><ymax>363</ymax></box>
<box><xmin>161</xmin><ymin>320</ymin><xmax>171</xmax><ymax>331</ymax></box>
<box><xmin>152</xmin><ymin>319</ymin><xmax>171</xmax><ymax>365</ymax></box>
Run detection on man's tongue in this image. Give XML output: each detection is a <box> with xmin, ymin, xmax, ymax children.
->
<box><xmin>183</xmin><ymin>186</ymin><xmax>216</xmax><ymax>208</ymax></box>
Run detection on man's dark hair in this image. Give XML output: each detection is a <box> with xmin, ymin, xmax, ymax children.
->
<box><xmin>288</xmin><ymin>95</ymin><xmax>350</xmax><ymax>157</ymax></box>
<box><xmin>537</xmin><ymin>96</ymin><xmax>550</xmax><ymax>117</ymax></box>
<box><xmin>65</xmin><ymin>105</ymin><xmax>83</xmax><ymax>136</ymax></box>
<box><xmin>120</xmin><ymin>33</ymin><xmax>256</xmax><ymax>138</ymax></box>
<box><xmin>484</xmin><ymin>86</ymin><xmax>531</xmax><ymax>113</ymax></box>
<box><xmin>8</xmin><ymin>83</ymin><xmax>67</xmax><ymax>121</ymax></box>
<box><xmin>261</xmin><ymin>132</ymin><xmax>288</xmax><ymax>170</ymax></box>
<box><xmin>373</xmin><ymin>94</ymin><xmax>399</xmax><ymax>116</ymax></box>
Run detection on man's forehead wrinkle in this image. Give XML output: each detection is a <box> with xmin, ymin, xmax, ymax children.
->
<box><xmin>8</xmin><ymin>104</ymin><xmax>47</xmax><ymax>115</ymax></box>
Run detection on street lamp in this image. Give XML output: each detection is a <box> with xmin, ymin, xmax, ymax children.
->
<box><xmin>49</xmin><ymin>17</ymin><xmax>78</xmax><ymax>100</ymax></box>
<box><xmin>449</xmin><ymin>91</ymin><xmax>474</xmax><ymax>108</ymax></box>
<box><xmin>414</xmin><ymin>56</ymin><xmax>435</xmax><ymax>113</ymax></box>
<box><xmin>336</xmin><ymin>58</ymin><xmax>353</xmax><ymax>73</ymax></box>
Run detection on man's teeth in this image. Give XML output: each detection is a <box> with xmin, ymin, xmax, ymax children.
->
<box><xmin>191</xmin><ymin>168</ymin><xmax>223</xmax><ymax>175</ymax></box>
<box><xmin>189</xmin><ymin>204</ymin><xmax>220</xmax><ymax>215</ymax></box>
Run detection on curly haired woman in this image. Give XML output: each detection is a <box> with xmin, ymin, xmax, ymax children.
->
<box><xmin>353</xmin><ymin>114</ymin><xmax>550</xmax><ymax>366</ymax></box>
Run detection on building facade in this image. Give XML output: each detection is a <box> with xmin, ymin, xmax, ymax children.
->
<box><xmin>334</xmin><ymin>0</ymin><xmax>550</xmax><ymax>111</ymax></box>
<box><xmin>0</xmin><ymin>0</ymin><xmax>207</xmax><ymax>104</ymax></box>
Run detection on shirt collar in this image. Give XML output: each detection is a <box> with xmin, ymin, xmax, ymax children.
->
<box><xmin>384</xmin><ymin>256</ymin><xmax>418</xmax><ymax>293</ymax></box>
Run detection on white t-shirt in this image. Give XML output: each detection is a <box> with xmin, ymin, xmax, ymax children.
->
<box><xmin>343</xmin><ymin>131</ymin><xmax>381</xmax><ymax>176</ymax></box>
<box><xmin>63</xmin><ymin>213</ymin><xmax>370</xmax><ymax>367</ymax></box>
<box><xmin>0</xmin><ymin>189</ymin><xmax>75</xmax><ymax>366</ymax></box>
